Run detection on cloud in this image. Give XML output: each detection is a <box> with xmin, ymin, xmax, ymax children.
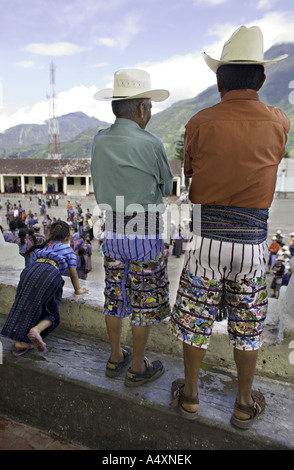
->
<box><xmin>136</xmin><ymin>52</ymin><xmax>217</xmax><ymax>114</ymax></box>
<box><xmin>0</xmin><ymin>85</ymin><xmax>115</xmax><ymax>133</ymax></box>
<box><xmin>97</xmin><ymin>38</ymin><xmax>117</xmax><ymax>47</ymax></box>
<box><xmin>3</xmin><ymin>9</ymin><xmax>294</xmax><ymax>133</ymax></box>
<box><xmin>15</xmin><ymin>61</ymin><xmax>35</xmax><ymax>68</ymax></box>
<box><xmin>89</xmin><ymin>62</ymin><xmax>109</xmax><ymax>69</ymax></box>
<box><xmin>117</xmin><ymin>12</ymin><xmax>141</xmax><ymax>50</ymax></box>
<box><xmin>251</xmin><ymin>12</ymin><xmax>294</xmax><ymax>48</ymax></box>
<box><xmin>199</xmin><ymin>11</ymin><xmax>294</xmax><ymax>58</ymax></box>
<box><xmin>24</xmin><ymin>42</ymin><xmax>89</xmax><ymax>56</ymax></box>
<box><xmin>96</xmin><ymin>12</ymin><xmax>141</xmax><ymax>50</ymax></box>
<box><xmin>194</xmin><ymin>0</ymin><xmax>230</xmax><ymax>5</ymax></box>
<box><xmin>257</xmin><ymin>0</ymin><xmax>277</xmax><ymax>10</ymax></box>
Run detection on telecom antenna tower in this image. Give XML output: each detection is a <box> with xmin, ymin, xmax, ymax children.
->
<box><xmin>48</xmin><ymin>61</ymin><xmax>61</xmax><ymax>159</ymax></box>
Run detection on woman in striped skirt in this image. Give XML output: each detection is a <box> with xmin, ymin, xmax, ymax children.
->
<box><xmin>1</xmin><ymin>220</ymin><xmax>88</xmax><ymax>355</ymax></box>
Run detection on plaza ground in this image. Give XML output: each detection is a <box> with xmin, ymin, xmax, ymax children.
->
<box><xmin>0</xmin><ymin>192</ymin><xmax>293</xmax><ymax>450</ymax></box>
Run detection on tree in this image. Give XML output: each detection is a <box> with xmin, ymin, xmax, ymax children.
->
<box><xmin>174</xmin><ymin>132</ymin><xmax>185</xmax><ymax>162</ymax></box>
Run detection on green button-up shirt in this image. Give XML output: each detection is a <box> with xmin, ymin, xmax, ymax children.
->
<box><xmin>91</xmin><ymin>118</ymin><xmax>173</xmax><ymax>213</ymax></box>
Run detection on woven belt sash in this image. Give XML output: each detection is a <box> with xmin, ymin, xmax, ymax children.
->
<box><xmin>192</xmin><ymin>205</ymin><xmax>269</xmax><ymax>245</ymax></box>
<box><xmin>105</xmin><ymin>211</ymin><xmax>163</xmax><ymax>235</ymax></box>
<box><xmin>35</xmin><ymin>258</ymin><xmax>59</xmax><ymax>269</ymax></box>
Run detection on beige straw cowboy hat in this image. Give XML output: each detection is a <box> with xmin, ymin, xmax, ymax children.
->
<box><xmin>94</xmin><ymin>68</ymin><xmax>169</xmax><ymax>102</ymax></box>
<box><xmin>202</xmin><ymin>25</ymin><xmax>288</xmax><ymax>73</ymax></box>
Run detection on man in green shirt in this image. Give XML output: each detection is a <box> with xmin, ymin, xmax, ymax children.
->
<box><xmin>91</xmin><ymin>69</ymin><xmax>173</xmax><ymax>386</ymax></box>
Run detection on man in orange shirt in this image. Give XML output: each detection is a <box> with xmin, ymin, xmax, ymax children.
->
<box><xmin>268</xmin><ymin>236</ymin><xmax>280</xmax><ymax>270</ymax></box>
<box><xmin>66</xmin><ymin>200</ymin><xmax>72</xmax><ymax>218</ymax></box>
<box><xmin>170</xmin><ymin>26</ymin><xmax>290</xmax><ymax>429</ymax></box>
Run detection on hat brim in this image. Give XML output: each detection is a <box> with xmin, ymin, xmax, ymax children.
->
<box><xmin>93</xmin><ymin>88</ymin><xmax>170</xmax><ymax>102</ymax></box>
<box><xmin>202</xmin><ymin>52</ymin><xmax>289</xmax><ymax>73</ymax></box>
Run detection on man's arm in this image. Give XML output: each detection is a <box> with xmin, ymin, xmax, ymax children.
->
<box><xmin>157</xmin><ymin>141</ymin><xmax>174</xmax><ymax>197</ymax></box>
<box><xmin>184</xmin><ymin>127</ymin><xmax>195</xmax><ymax>178</ymax></box>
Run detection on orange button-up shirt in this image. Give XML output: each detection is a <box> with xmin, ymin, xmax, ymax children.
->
<box><xmin>185</xmin><ymin>89</ymin><xmax>290</xmax><ymax>209</ymax></box>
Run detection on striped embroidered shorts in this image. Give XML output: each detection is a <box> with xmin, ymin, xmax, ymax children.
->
<box><xmin>170</xmin><ymin>235</ymin><xmax>269</xmax><ymax>351</ymax></box>
<box><xmin>102</xmin><ymin>232</ymin><xmax>171</xmax><ymax>326</ymax></box>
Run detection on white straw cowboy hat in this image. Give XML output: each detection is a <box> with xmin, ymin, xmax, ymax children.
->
<box><xmin>94</xmin><ymin>68</ymin><xmax>169</xmax><ymax>102</ymax></box>
<box><xmin>202</xmin><ymin>25</ymin><xmax>288</xmax><ymax>73</ymax></box>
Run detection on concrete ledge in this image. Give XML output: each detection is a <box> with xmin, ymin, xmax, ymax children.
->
<box><xmin>1</xmin><ymin>264</ymin><xmax>294</xmax><ymax>385</ymax></box>
<box><xmin>1</xmin><ymin>322</ymin><xmax>294</xmax><ymax>450</ymax></box>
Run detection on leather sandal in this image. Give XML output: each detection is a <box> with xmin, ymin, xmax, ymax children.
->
<box><xmin>125</xmin><ymin>357</ymin><xmax>164</xmax><ymax>387</ymax></box>
<box><xmin>230</xmin><ymin>390</ymin><xmax>266</xmax><ymax>430</ymax></box>
<box><xmin>106</xmin><ymin>346</ymin><xmax>132</xmax><ymax>378</ymax></box>
<box><xmin>170</xmin><ymin>378</ymin><xmax>199</xmax><ymax>420</ymax></box>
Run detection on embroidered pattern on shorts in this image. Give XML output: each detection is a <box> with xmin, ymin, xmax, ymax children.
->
<box><xmin>104</xmin><ymin>252</ymin><xmax>170</xmax><ymax>326</ymax></box>
<box><xmin>169</xmin><ymin>268</ymin><xmax>267</xmax><ymax>350</ymax></box>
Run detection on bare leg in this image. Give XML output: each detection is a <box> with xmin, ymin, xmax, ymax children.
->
<box><xmin>233</xmin><ymin>348</ymin><xmax>258</xmax><ymax>420</ymax></box>
<box><xmin>131</xmin><ymin>325</ymin><xmax>150</xmax><ymax>373</ymax></box>
<box><xmin>29</xmin><ymin>319</ymin><xmax>53</xmax><ymax>342</ymax></box>
<box><xmin>105</xmin><ymin>317</ymin><xmax>150</xmax><ymax>372</ymax></box>
<box><xmin>182</xmin><ymin>342</ymin><xmax>206</xmax><ymax>412</ymax></box>
<box><xmin>105</xmin><ymin>315</ymin><xmax>124</xmax><ymax>362</ymax></box>
<box><xmin>14</xmin><ymin>341</ymin><xmax>31</xmax><ymax>351</ymax></box>
<box><xmin>15</xmin><ymin>319</ymin><xmax>53</xmax><ymax>351</ymax></box>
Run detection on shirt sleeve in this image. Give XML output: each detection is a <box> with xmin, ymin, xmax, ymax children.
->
<box><xmin>66</xmin><ymin>249</ymin><xmax>77</xmax><ymax>269</ymax></box>
<box><xmin>184</xmin><ymin>123</ymin><xmax>196</xmax><ymax>178</ymax></box>
<box><xmin>155</xmin><ymin>140</ymin><xmax>174</xmax><ymax>197</ymax></box>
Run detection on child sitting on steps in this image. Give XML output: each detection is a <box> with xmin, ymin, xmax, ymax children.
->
<box><xmin>1</xmin><ymin>220</ymin><xmax>89</xmax><ymax>356</ymax></box>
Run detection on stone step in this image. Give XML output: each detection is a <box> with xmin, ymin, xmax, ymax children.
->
<box><xmin>1</xmin><ymin>320</ymin><xmax>293</xmax><ymax>450</ymax></box>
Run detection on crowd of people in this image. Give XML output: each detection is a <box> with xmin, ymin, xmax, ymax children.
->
<box><xmin>268</xmin><ymin>229</ymin><xmax>293</xmax><ymax>298</ymax></box>
<box><xmin>1</xmin><ymin>196</ymin><xmax>99</xmax><ymax>281</ymax></box>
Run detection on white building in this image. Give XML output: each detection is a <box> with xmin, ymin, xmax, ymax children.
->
<box><xmin>276</xmin><ymin>158</ymin><xmax>294</xmax><ymax>193</ymax></box>
<box><xmin>0</xmin><ymin>158</ymin><xmax>182</xmax><ymax>197</ymax></box>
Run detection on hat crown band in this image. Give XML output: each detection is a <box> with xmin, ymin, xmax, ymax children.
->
<box><xmin>113</xmin><ymin>78</ymin><xmax>151</xmax><ymax>96</ymax></box>
<box><xmin>115</xmin><ymin>78</ymin><xmax>150</xmax><ymax>90</ymax></box>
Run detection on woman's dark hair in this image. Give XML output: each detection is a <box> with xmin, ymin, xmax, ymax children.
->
<box><xmin>78</xmin><ymin>247</ymin><xmax>86</xmax><ymax>269</ymax></box>
<box><xmin>28</xmin><ymin>220</ymin><xmax>70</xmax><ymax>253</ymax></box>
<box><xmin>18</xmin><ymin>229</ymin><xmax>27</xmax><ymax>245</ymax></box>
<box><xmin>9</xmin><ymin>220</ymin><xmax>17</xmax><ymax>231</ymax></box>
<box><xmin>217</xmin><ymin>64</ymin><xmax>265</xmax><ymax>91</ymax></box>
<box><xmin>28</xmin><ymin>228</ymin><xmax>37</xmax><ymax>245</ymax></box>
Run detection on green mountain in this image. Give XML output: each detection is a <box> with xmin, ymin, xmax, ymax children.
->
<box><xmin>148</xmin><ymin>42</ymin><xmax>294</xmax><ymax>158</ymax></box>
<box><xmin>1</xmin><ymin>42</ymin><xmax>293</xmax><ymax>159</ymax></box>
<box><xmin>0</xmin><ymin>112</ymin><xmax>108</xmax><ymax>157</ymax></box>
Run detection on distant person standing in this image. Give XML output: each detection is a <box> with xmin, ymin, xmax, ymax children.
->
<box><xmin>289</xmin><ymin>232</ymin><xmax>294</xmax><ymax>258</ymax></box>
<box><xmin>169</xmin><ymin>26</ymin><xmax>290</xmax><ymax>428</ymax></box>
<box><xmin>3</xmin><ymin>220</ymin><xmax>18</xmax><ymax>243</ymax></box>
<box><xmin>268</xmin><ymin>236</ymin><xmax>280</xmax><ymax>270</ymax></box>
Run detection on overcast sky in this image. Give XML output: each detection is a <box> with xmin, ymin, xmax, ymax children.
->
<box><xmin>0</xmin><ymin>0</ymin><xmax>293</xmax><ymax>131</ymax></box>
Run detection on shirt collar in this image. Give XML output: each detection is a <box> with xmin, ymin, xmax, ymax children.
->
<box><xmin>114</xmin><ymin>118</ymin><xmax>141</xmax><ymax>129</ymax></box>
<box><xmin>221</xmin><ymin>89</ymin><xmax>260</xmax><ymax>103</ymax></box>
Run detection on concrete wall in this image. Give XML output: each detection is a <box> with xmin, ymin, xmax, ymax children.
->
<box><xmin>1</xmin><ymin>261</ymin><xmax>294</xmax><ymax>384</ymax></box>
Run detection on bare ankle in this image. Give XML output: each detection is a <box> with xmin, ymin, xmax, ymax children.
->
<box><xmin>110</xmin><ymin>349</ymin><xmax>124</xmax><ymax>363</ymax></box>
<box><xmin>131</xmin><ymin>359</ymin><xmax>146</xmax><ymax>373</ymax></box>
<box><xmin>181</xmin><ymin>402</ymin><xmax>199</xmax><ymax>413</ymax></box>
<box><xmin>15</xmin><ymin>341</ymin><xmax>27</xmax><ymax>350</ymax></box>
